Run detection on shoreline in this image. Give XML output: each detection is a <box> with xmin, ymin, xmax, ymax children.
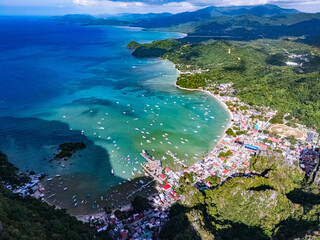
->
<box><xmin>174</xmin><ymin>82</ymin><xmax>233</xmax><ymax>154</ymax></box>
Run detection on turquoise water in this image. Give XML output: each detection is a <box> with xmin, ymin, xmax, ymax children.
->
<box><xmin>0</xmin><ymin>17</ymin><xmax>229</xmax><ymax>208</ymax></box>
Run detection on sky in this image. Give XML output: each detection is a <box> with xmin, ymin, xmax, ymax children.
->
<box><xmin>1</xmin><ymin>0</ymin><xmax>320</xmax><ymax>16</ymax></box>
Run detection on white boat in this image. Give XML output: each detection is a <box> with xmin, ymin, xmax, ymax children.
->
<box><xmin>111</xmin><ymin>169</ymin><xmax>114</xmax><ymax>174</ymax></box>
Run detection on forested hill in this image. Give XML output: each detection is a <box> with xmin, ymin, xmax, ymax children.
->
<box><xmin>131</xmin><ymin>4</ymin><xmax>299</xmax><ymax>28</ymax></box>
<box><xmin>128</xmin><ymin>38</ymin><xmax>320</xmax><ymax>130</ymax></box>
<box><xmin>54</xmin><ymin>5</ymin><xmax>320</xmax><ymax>46</ymax></box>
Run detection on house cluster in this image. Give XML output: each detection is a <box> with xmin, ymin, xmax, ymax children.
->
<box><xmin>100</xmin><ymin>205</ymin><xmax>169</xmax><ymax>240</ymax></box>
<box><xmin>299</xmin><ymin>146</ymin><xmax>319</xmax><ymax>175</ymax></box>
<box><xmin>4</xmin><ymin>174</ymin><xmax>45</xmax><ymax>199</ymax></box>
<box><xmin>140</xmin><ymin>82</ymin><xmax>319</xmax><ymax>206</ymax></box>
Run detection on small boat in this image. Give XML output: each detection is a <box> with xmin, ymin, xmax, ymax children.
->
<box><xmin>111</xmin><ymin>169</ymin><xmax>114</xmax><ymax>174</ymax></box>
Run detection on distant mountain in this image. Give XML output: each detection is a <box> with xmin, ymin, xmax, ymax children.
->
<box><xmin>109</xmin><ymin>12</ymin><xmax>173</xmax><ymax>23</ymax></box>
<box><xmin>133</xmin><ymin>4</ymin><xmax>299</xmax><ymax>28</ymax></box>
<box><xmin>53</xmin><ymin>5</ymin><xmax>320</xmax><ymax>45</ymax></box>
<box><xmin>181</xmin><ymin>14</ymin><xmax>320</xmax><ymax>44</ymax></box>
<box><xmin>52</xmin><ymin>14</ymin><xmax>129</xmax><ymax>26</ymax></box>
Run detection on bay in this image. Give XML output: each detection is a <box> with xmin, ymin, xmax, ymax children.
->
<box><xmin>0</xmin><ymin>17</ymin><xmax>229</xmax><ymax>213</ymax></box>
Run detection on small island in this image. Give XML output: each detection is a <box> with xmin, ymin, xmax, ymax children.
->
<box><xmin>55</xmin><ymin>142</ymin><xmax>86</xmax><ymax>159</ymax></box>
<box><xmin>126</xmin><ymin>40</ymin><xmax>141</xmax><ymax>49</ymax></box>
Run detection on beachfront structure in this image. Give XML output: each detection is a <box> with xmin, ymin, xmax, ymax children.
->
<box><xmin>245</xmin><ymin>144</ymin><xmax>259</xmax><ymax>151</ymax></box>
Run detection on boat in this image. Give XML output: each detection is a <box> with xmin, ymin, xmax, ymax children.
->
<box><xmin>111</xmin><ymin>169</ymin><xmax>114</xmax><ymax>174</ymax></box>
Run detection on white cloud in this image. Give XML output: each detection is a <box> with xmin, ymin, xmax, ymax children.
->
<box><xmin>1</xmin><ymin>0</ymin><xmax>320</xmax><ymax>15</ymax></box>
<box><xmin>70</xmin><ymin>0</ymin><xmax>320</xmax><ymax>14</ymax></box>
<box><xmin>71</xmin><ymin>0</ymin><xmax>199</xmax><ymax>14</ymax></box>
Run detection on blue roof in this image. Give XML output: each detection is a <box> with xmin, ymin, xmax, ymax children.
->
<box><xmin>245</xmin><ymin>144</ymin><xmax>259</xmax><ymax>150</ymax></box>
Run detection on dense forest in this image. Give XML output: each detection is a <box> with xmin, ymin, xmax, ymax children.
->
<box><xmin>0</xmin><ymin>152</ymin><xmax>111</xmax><ymax>240</ymax></box>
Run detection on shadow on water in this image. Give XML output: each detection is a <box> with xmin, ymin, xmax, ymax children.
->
<box><xmin>0</xmin><ymin>116</ymin><xmax>159</xmax><ymax>215</ymax></box>
<box><xmin>0</xmin><ymin>116</ymin><xmax>140</xmax><ymax>212</ymax></box>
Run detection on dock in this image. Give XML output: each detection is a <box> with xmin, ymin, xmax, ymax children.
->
<box><xmin>167</xmin><ymin>150</ymin><xmax>187</xmax><ymax>168</ymax></box>
<box><xmin>140</xmin><ymin>152</ymin><xmax>153</xmax><ymax>163</ymax></box>
<box><xmin>141</xmin><ymin>163</ymin><xmax>163</xmax><ymax>184</ymax></box>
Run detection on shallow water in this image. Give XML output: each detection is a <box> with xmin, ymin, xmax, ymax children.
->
<box><xmin>0</xmin><ymin>17</ymin><xmax>229</xmax><ymax>211</ymax></box>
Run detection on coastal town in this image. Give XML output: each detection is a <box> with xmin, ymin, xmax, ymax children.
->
<box><xmin>3</xmin><ymin>82</ymin><xmax>319</xmax><ymax>240</ymax></box>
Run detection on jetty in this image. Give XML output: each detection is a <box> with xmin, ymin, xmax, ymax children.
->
<box><xmin>140</xmin><ymin>150</ymin><xmax>164</xmax><ymax>184</ymax></box>
<box><xmin>167</xmin><ymin>150</ymin><xmax>187</xmax><ymax>168</ymax></box>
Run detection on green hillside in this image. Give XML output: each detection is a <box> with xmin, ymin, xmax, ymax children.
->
<box><xmin>160</xmin><ymin>152</ymin><xmax>320</xmax><ymax>240</ymax></box>
<box><xmin>131</xmin><ymin>39</ymin><xmax>320</xmax><ymax>130</ymax></box>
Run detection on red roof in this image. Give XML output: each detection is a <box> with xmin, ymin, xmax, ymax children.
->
<box><xmin>254</xmin><ymin>143</ymin><xmax>268</xmax><ymax>151</ymax></box>
<box><xmin>268</xmin><ymin>137</ymin><xmax>281</xmax><ymax>143</ymax></box>
<box><xmin>220</xmin><ymin>157</ymin><xmax>226</xmax><ymax>161</ymax></box>
<box><xmin>171</xmin><ymin>191</ymin><xmax>176</xmax><ymax>196</ymax></box>
<box><xmin>162</xmin><ymin>184</ymin><xmax>171</xmax><ymax>190</ymax></box>
<box><xmin>223</xmin><ymin>169</ymin><xmax>229</xmax><ymax>174</ymax></box>
<box><xmin>159</xmin><ymin>174</ymin><xmax>167</xmax><ymax>180</ymax></box>
<box><xmin>235</xmin><ymin>138</ymin><xmax>240</xmax><ymax>141</ymax></box>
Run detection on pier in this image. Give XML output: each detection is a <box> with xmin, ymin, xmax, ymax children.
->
<box><xmin>141</xmin><ymin>163</ymin><xmax>163</xmax><ymax>184</ymax></box>
<box><xmin>167</xmin><ymin>150</ymin><xmax>187</xmax><ymax>168</ymax></box>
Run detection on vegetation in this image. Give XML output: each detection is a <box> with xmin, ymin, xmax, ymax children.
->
<box><xmin>131</xmin><ymin>195</ymin><xmax>151</xmax><ymax>213</ymax></box>
<box><xmin>55</xmin><ymin>142</ymin><xmax>86</xmax><ymax>159</ymax></box>
<box><xmin>131</xmin><ymin>39</ymin><xmax>180</xmax><ymax>58</ymax></box>
<box><xmin>0</xmin><ymin>188</ymin><xmax>106</xmax><ymax>240</ymax></box>
<box><xmin>225</xmin><ymin>128</ymin><xmax>236</xmax><ymax>137</ymax></box>
<box><xmin>126</xmin><ymin>40</ymin><xmax>141</xmax><ymax>49</ymax></box>
<box><xmin>132</xmin><ymin>39</ymin><xmax>320</xmax><ymax>129</ymax></box>
<box><xmin>217</xmin><ymin>150</ymin><xmax>233</xmax><ymax>158</ymax></box>
<box><xmin>0</xmin><ymin>152</ymin><xmax>29</xmax><ymax>187</ymax></box>
<box><xmin>0</xmin><ymin>152</ymin><xmax>111</xmax><ymax>240</ymax></box>
<box><xmin>179</xmin><ymin>172</ymin><xmax>195</xmax><ymax>184</ymax></box>
<box><xmin>205</xmin><ymin>175</ymin><xmax>221</xmax><ymax>187</ymax></box>
<box><xmin>270</xmin><ymin>112</ymin><xmax>284</xmax><ymax>124</ymax></box>
<box><xmin>160</xmin><ymin>152</ymin><xmax>320</xmax><ymax>240</ymax></box>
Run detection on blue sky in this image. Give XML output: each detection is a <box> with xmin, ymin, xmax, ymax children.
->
<box><xmin>1</xmin><ymin>0</ymin><xmax>320</xmax><ymax>15</ymax></box>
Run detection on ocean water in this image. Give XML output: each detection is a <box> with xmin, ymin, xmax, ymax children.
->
<box><xmin>0</xmin><ymin>17</ymin><xmax>229</xmax><ymax>210</ymax></box>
